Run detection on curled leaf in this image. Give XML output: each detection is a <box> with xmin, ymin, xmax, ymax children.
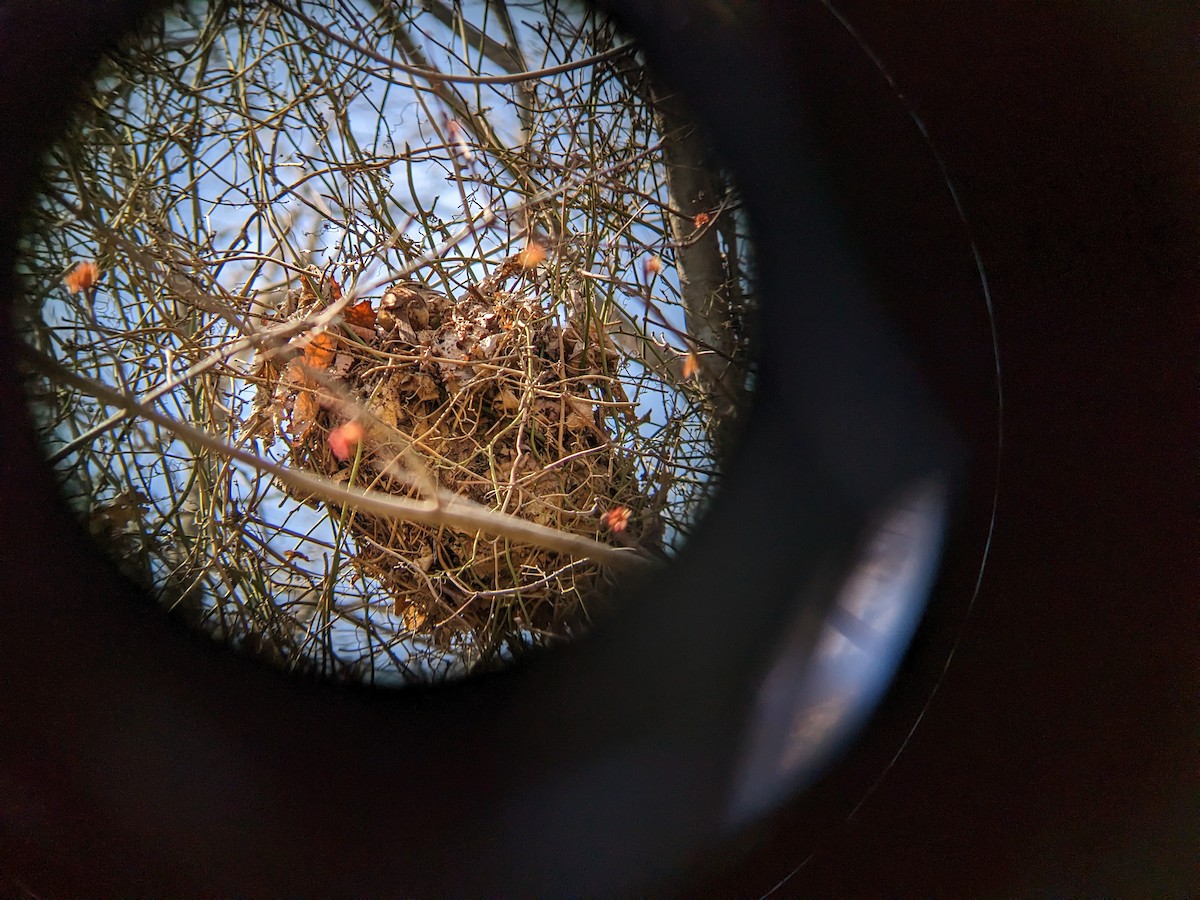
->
<box><xmin>565</xmin><ymin>395</ymin><xmax>595</xmax><ymax>432</ymax></box>
<box><xmin>282</xmin><ymin>331</ymin><xmax>339</xmax><ymax>443</ymax></box>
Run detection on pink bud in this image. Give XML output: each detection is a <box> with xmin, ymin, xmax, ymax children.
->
<box><xmin>329</xmin><ymin>420</ymin><xmax>365</xmax><ymax>461</ymax></box>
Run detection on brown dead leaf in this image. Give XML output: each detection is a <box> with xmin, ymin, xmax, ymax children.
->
<box><xmin>290</xmin><ymin>389</ymin><xmax>320</xmax><ymax>444</ymax></box>
<box><xmin>370</xmin><ymin>388</ymin><xmax>401</xmax><ymax>428</ymax></box>
<box><xmin>393</xmin><ymin>372</ymin><xmax>439</xmax><ymax>402</ymax></box>
<box><xmin>88</xmin><ymin>490</ymin><xmax>146</xmax><ymax>537</ymax></box>
<box><xmin>415</xmin><ymin>550</ymin><xmax>436</xmax><ymax>573</ymax></box>
<box><xmin>304</xmin><ymin>331</ymin><xmax>337</xmax><ymax>370</ymax></box>
<box><xmin>344</xmin><ymin>299</ymin><xmax>376</xmax><ymax>329</ymax></box>
<box><xmin>495</xmin><ymin>387</ymin><xmax>520</xmax><ymax>413</ymax></box>
<box><xmin>282</xmin><ymin>331</ymin><xmax>340</xmax><ymax>442</ymax></box>
<box><xmin>477</xmin><ymin>333</ymin><xmax>502</xmax><ymax>358</ymax></box>
<box><xmin>565</xmin><ymin>395</ymin><xmax>595</xmax><ymax>431</ymax></box>
<box><xmin>414</xmin><ymin>375</ymin><xmax>440</xmax><ymax>402</ymax></box>
<box><xmin>401</xmin><ymin>602</ymin><xmax>427</xmax><ymax>631</ymax></box>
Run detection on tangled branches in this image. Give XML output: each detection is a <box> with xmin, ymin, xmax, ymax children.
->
<box><xmin>15</xmin><ymin>0</ymin><xmax>755</xmax><ymax>683</ymax></box>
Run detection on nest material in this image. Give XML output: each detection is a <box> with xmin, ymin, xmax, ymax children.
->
<box><xmin>253</xmin><ymin>263</ymin><xmax>662</xmax><ymax>654</ymax></box>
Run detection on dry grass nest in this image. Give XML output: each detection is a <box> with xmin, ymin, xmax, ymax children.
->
<box><xmin>249</xmin><ymin>261</ymin><xmax>665</xmax><ymax>656</ymax></box>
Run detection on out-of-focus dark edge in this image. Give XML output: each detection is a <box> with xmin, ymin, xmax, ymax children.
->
<box><xmin>673</xmin><ymin>3</ymin><xmax>1197</xmax><ymax>895</ymax></box>
<box><xmin>0</xmin><ymin>1</ymin><xmax>955</xmax><ymax>894</ymax></box>
<box><xmin>0</xmin><ymin>1</ymin><xmax>1193</xmax><ymax>896</ymax></box>
<box><xmin>0</xmin><ymin>3</ymin><xmax>163</xmax><ymax>896</ymax></box>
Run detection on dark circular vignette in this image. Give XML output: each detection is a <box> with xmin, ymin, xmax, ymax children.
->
<box><xmin>0</xmin><ymin>2</ymin><xmax>956</xmax><ymax>894</ymax></box>
<box><xmin>681</xmin><ymin>4</ymin><xmax>1195</xmax><ymax>896</ymax></box>
<box><xmin>0</xmin><ymin>1</ymin><xmax>1193</xmax><ymax>897</ymax></box>
<box><xmin>12</xmin><ymin>1</ymin><xmax>759</xmax><ymax>686</ymax></box>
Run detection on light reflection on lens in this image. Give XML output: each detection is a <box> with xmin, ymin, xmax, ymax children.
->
<box><xmin>726</xmin><ymin>476</ymin><xmax>948</xmax><ymax>827</ymax></box>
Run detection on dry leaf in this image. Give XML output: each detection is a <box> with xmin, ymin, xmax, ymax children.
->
<box><xmin>477</xmin><ymin>333</ymin><xmax>502</xmax><ymax>358</ymax></box>
<box><xmin>88</xmin><ymin>489</ymin><xmax>145</xmax><ymax>537</ymax></box>
<box><xmin>393</xmin><ymin>372</ymin><xmax>439</xmax><ymax>402</ymax></box>
<box><xmin>369</xmin><ymin>384</ymin><xmax>401</xmax><ymax>428</ymax></box>
<box><xmin>282</xmin><ymin>331</ymin><xmax>340</xmax><ymax>442</ymax></box>
<box><xmin>643</xmin><ymin>255</ymin><xmax>662</xmax><ymax>277</ymax></box>
<box><xmin>343</xmin><ymin>298</ymin><xmax>377</xmax><ymax>341</ymax></box>
<box><xmin>303</xmin><ymin>331</ymin><xmax>337</xmax><ymax>370</ymax></box>
<box><xmin>401</xmin><ymin>602</ymin><xmax>427</xmax><ymax>631</ymax></box>
<box><xmin>693</xmin><ymin>211</ymin><xmax>711</xmax><ymax>228</ymax></box>
<box><xmin>565</xmin><ymin>395</ymin><xmax>595</xmax><ymax>431</ymax></box>
<box><xmin>495</xmin><ymin>387</ymin><xmax>520</xmax><ymax>413</ymax></box>
<box><xmin>682</xmin><ymin>351</ymin><xmax>700</xmax><ymax>380</ymax></box>
<box><xmin>412</xmin><ymin>374</ymin><xmax>440</xmax><ymax>402</ymax></box>
<box><xmin>290</xmin><ymin>389</ymin><xmax>320</xmax><ymax>444</ymax></box>
<box><xmin>344</xmin><ymin>299</ymin><xmax>376</xmax><ymax>329</ymax></box>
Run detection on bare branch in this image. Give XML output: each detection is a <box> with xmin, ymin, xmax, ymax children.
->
<box><xmin>270</xmin><ymin>0</ymin><xmax>636</xmax><ymax>86</ymax></box>
<box><xmin>25</xmin><ymin>345</ymin><xmax>655</xmax><ymax>573</ymax></box>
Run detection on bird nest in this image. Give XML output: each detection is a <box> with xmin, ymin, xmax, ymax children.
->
<box><xmin>248</xmin><ymin>261</ymin><xmax>661</xmax><ymax>657</ymax></box>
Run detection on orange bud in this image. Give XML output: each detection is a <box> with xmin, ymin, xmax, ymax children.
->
<box><xmin>517</xmin><ymin>242</ymin><xmax>547</xmax><ymax>269</ymax></box>
<box><xmin>602</xmin><ymin>505</ymin><xmax>632</xmax><ymax>533</ymax></box>
<box><xmin>447</xmin><ymin>118</ymin><xmax>475</xmax><ymax>161</ymax></box>
<box><xmin>329</xmin><ymin>420</ymin><xmax>365</xmax><ymax>462</ymax></box>
<box><xmin>681</xmin><ymin>351</ymin><xmax>700</xmax><ymax>380</ymax></box>
<box><xmin>693</xmin><ymin>211</ymin><xmax>711</xmax><ymax>228</ymax></box>
<box><xmin>643</xmin><ymin>255</ymin><xmax>663</xmax><ymax>277</ymax></box>
<box><xmin>64</xmin><ymin>260</ymin><xmax>100</xmax><ymax>293</ymax></box>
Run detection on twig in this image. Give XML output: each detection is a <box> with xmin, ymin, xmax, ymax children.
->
<box><xmin>269</xmin><ymin>0</ymin><xmax>636</xmax><ymax>86</ymax></box>
<box><xmin>25</xmin><ymin>344</ymin><xmax>656</xmax><ymax>573</ymax></box>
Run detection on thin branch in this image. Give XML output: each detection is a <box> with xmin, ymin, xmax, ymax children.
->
<box><xmin>269</xmin><ymin>0</ymin><xmax>636</xmax><ymax>86</ymax></box>
<box><xmin>26</xmin><ymin>345</ymin><xmax>655</xmax><ymax>573</ymax></box>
